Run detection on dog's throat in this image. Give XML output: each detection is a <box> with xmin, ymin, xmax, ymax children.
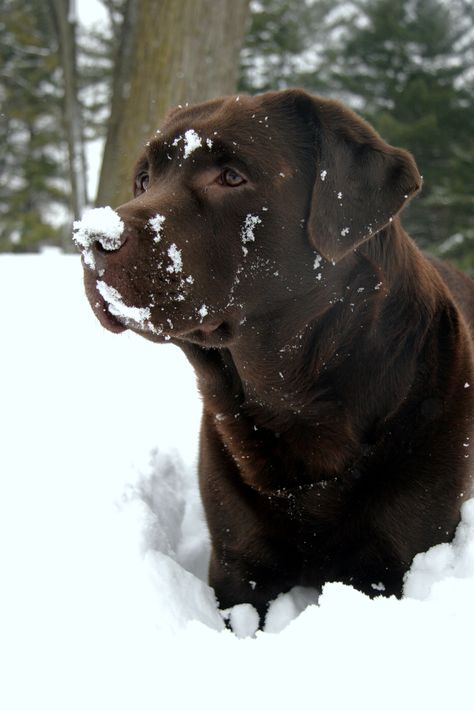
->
<box><xmin>177</xmin><ymin>320</ymin><xmax>233</xmax><ymax>346</ymax></box>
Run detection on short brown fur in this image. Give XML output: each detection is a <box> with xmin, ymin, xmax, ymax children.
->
<box><xmin>79</xmin><ymin>90</ymin><xmax>474</xmax><ymax>620</ymax></box>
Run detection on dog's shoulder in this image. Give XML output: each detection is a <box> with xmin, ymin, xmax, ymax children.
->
<box><xmin>425</xmin><ymin>254</ymin><xmax>474</xmax><ymax>334</ymax></box>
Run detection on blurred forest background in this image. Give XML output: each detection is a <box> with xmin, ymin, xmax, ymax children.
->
<box><xmin>1</xmin><ymin>0</ymin><xmax>474</xmax><ymax>270</ymax></box>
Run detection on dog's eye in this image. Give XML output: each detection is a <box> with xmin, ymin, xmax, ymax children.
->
<box><xmin>219</xmin><ymin>168</ymin><xmax>246</xmax><ymax>187</ymax></box>
<box><xmin>135</xmin><ymin>171</ymin><xmax>149</xmax><ymax>195</ymax></box>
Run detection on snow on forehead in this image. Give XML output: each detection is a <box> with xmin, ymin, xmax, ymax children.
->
<box><xmin>183</xmin><ymin>129</ymin><xmax>202</xmax><ymax>158</ymax></box>
<box><xmin>171</xmin><ymin>129</ymin><xmax>203</xmax><ymax>159</ymax></box>
<box><xmin>73</xmin><ymin>206</ymin><xmax>124</xmax><ymax>250</ymax></box>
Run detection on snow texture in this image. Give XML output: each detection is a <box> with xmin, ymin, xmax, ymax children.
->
<box><xmin>241</xmin><ymin>213</ymin><xmax>262</xmax><ymax>256</ymax></box>
<box><xmin>167</xmin><ymin>243</ymin><xmax>183</xmax><ymax>273</ymax></box>
<box><xmin>172</xmin><ymin>129</ymin><xmax>203</xmax><ymax>159</ymax></box>
<box><xmin>148</xmin><ymin>213</ymin><xmax>166</xmax><ymax>243</ymax></box>
<box><xmin>73</xmin><ymin>206</ymin><xmax>124</xmax><ymax>269</ymax></box>
<box><xmin>183</xmin><ymin>129</ymin><xmax>202</xmax><ymax>158</ymax></box>
<box><xmin>198</xmin><ymin>304</ymin><xmax>208</xmax><ymax>322</ymax></box>
<box><xmin>2</xmin><ymin>252</ymin><xmax>474</xmax><ymax>711</ymax></box>
<box><xmin>96</xmin><ymin>279</ymin><xmax>151</xmax><ymax>326</ymax></box>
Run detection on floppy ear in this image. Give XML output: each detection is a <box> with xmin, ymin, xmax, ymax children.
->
<box><xmin>291</xmin><ymin>92</ymin><xmax>422</xmax><ymax>263</ymax></box>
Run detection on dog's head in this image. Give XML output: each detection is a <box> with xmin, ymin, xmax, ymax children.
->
<box><xmin>74</xmin><ymin>89</ymin><xmax>421</xmax><ymax>345</ymax></box>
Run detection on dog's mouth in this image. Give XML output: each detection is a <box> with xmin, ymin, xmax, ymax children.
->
<box><xmin>86</xmin><ymin>276</ymin><xmax>234</xmax><ymax>345</ymax></box>
<box><xmin>91</xmin><ymin>292</ymin><xmax>128</xmax><ymax>334</ymax></box>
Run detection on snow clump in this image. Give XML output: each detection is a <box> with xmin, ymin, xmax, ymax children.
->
<box><xmin>73</xmin><ymin>206</ymin><xmax>124</xmax><ymax>269</ymax></box>
<box><xmin>241</xmin><ymin>214</ymin><xmax>262</xmax><ymax>256</ymax></box>
<box><xmin>404</xmin><ymin>498</ymin><xmax>474</xmax><ymax>600</ymax></box>
<box><xmin>183</xmin><ymin>129</ymin><xmax>202</xmax><ymax>159</ymax></box>
<box><xmin>173</xmin><ymin>130</ymin><xmax>203</xmax><ymax>159</ymax></box>
<box><xmin>148</xmin><ymin>214</ymin><xmax>166</xmax><ymax>243</ymax></box>
<box><xmin>96</xmin><ymin>280</ymin><xmax>151</xmax><ymax>326</ymax></box>
<box><xmin>167</xmin><ymin>244</ymin><xmax>183</xmax><ymax>273</ymax></box>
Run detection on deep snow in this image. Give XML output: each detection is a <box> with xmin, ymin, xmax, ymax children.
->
<box><xmin>1</xmin><ymin>253</ymin><xmax>473</xmax><ymax>711</ymax></box>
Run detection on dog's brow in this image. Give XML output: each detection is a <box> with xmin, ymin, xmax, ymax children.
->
<box><xmin>208</xmin><ymin>138</ymin><xmax>240</xmax><ymax>162</ymax></box>
<box><xmin>146</xmin><ymin>138</ymin><xmax>173</xmax><ymax>170</ymax></box>
<box><xmin>146</xmin><ymin>134</ymin><xmax>250</xmax><ymax>175</ymax></box>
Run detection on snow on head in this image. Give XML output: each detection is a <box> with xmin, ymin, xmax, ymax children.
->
<box><xmin>173</xmin><ymin>129</ymin><xmax>203</xmax><ymax>159</ymax></box>
<box><xmin>167</xmin><ymin>244</ymin><xmax>183</xmax><ymax>273</ymax></box>
<box><xmin>241</xmin><ymin>214</ymin><xmax>262</xmax><ymax>256</ymax></box>
<box><xmin>73</xmin><ymin>206</ymin><xmax>124</xmax><ymax>269</ymax></box>
<box><xmin>183</xmin><ymin>129</ymin><xmax>202</xmax><ymax>159</ymax></box>
<box><xmin>148</xmin><ymin>214</ymin><xmax>166</xmax><ymax>243</ymax></box>
<box><xmin>96</xmin><ymin>280</ymin><xmax>151</xmax><ymax>327</ymax></box>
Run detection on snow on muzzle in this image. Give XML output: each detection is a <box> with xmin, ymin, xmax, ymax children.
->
<box><xmin>96</xmin><ymin>280</ymin><xmax>162</xmax><ymax>336</ymax></box>
<box><xmin>73</xmin><ymin>206</ymin><xmax>125</xmax><ymax>269</ymax></box>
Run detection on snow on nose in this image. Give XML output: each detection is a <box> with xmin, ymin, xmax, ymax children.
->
<box><xmin>73</xmin><ymin>206</ymin><xmax>125</xmax><ymax>268</ymax></box>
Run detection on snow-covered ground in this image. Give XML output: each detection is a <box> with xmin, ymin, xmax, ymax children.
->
<box><xmin>1</xmin><ymin>253</ymin><xmax>474</xmax><ymax>710</ymax></box>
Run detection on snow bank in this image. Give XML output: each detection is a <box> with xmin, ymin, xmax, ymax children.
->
<box><xmin>1</xmin><ymin>253</ymin><xmax>473</xmax><ymax>711</ymax></box>
<box><xmin>404</xmin><ymin>498</ymin><xmax>474</xmax><ymax>599</ymax></box>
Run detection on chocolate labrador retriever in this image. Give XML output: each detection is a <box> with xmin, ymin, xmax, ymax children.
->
<box><xmin>74</xmin><ymin>89</ymin><xmax>474</xmax><ymax>619</ymax></box>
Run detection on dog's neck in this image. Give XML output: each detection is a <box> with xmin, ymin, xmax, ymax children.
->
<box><xmin>227</xmin><ymin>223</ymin><xmax>428</xmax><ymax>407</ymax></box>
<box><xmin>183</xmin><ymin>221</ymin><xmax>441</xmax><ymax>437</ymax></box>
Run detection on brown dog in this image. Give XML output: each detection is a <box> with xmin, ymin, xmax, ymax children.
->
<box><xmin>74</xmin><ymin>90</ymin><xmax>474</xmax><ymax>619</ymax></box>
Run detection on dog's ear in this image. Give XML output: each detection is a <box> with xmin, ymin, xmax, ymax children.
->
<box><xmin>279</xmin><ymin>90</ymin><xmax>422</xmax><ymax>263</ymax></box>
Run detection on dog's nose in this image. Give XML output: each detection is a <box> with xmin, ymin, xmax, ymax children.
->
<box><xmin>73</xmin><ymin>206</ymin><xmax>128</xmax><ymax>263</ymax></box>
<box><xmin>93</xmin><ymin>228</ymin><xmax>127</xmax><ymax>254</ymax></box>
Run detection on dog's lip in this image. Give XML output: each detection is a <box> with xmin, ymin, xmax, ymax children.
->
<box><xmin>91</xmin><ymin>293</ymin><xmax>128</xmax><ymax>334</ymax></box>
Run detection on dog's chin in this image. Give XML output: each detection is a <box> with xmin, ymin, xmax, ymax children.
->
<box><xmin>86</xmin><ymin>281</ymin><xmax>235</xmax><ymax>346</ymax></box>
<box><xmin>174</xmin><ymin>320</ymin><xmax>235</xmax><ymax>347</ymax></box>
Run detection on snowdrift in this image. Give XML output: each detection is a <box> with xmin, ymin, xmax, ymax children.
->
<box><xmin>1</xmin><ymin>253</ymin><xmax>473</xmax><ymax>711</ymax></box>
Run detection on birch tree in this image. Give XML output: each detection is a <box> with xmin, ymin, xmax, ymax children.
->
<box><xmin>97</xmin><ymin>0</ymin><xmax>251</xmax><ymax>207</ymax></box>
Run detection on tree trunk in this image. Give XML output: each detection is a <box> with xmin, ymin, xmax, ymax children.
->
<box><xmin>96</xmin><ymin>0</ymin><xmax>250</xmax><ymax>207</ymax></box>
<box><xmin>49</xmin><ymin>0</ymin><xmax>88</xmax><ymax>219</ymax></box>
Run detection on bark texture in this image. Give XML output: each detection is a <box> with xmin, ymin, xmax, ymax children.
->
<box><xmin>50</xmin><ymin>0</ymin><xmax>88</xmax><ymax>218</ymax></box>
<box><xmin>96</xmin><ymin>0</ymin><xmax>250</xmax><ymax>207</ymax></box>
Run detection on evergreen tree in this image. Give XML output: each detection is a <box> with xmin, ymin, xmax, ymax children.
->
<box><xmin>325</xmin><ymin>0</ymin><xmax>474</xmax><ymax>266</ymax></box>
<box><xmin>240</xmin><ymin>0</ymin><xmax>474</xmax><ymax>270</ymax></box>
<box><xmin>0</xmin><ymin>0</ymin><xmax>125</xmax><ymax>252</ymax></box>
<box><xmin>239</xmin><ymin>0</ymin><xmax>334</xmax><ymax>94</ymax></box>
<box><xmin>0</xmin><ymin>0</ymin><xmax>67</xmax><ymax>251</ymax></box>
